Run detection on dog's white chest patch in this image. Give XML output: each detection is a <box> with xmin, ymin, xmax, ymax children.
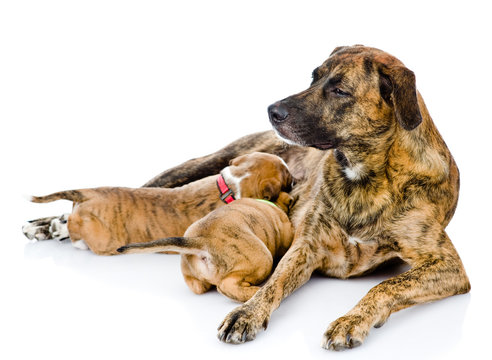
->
<box><xmin>343</xmin><ymin>163</ymin><xmax>365</xmax><ymax>181</ymax></box>
<box><xmin>348</xmin><ymin>236</ymin><xmax>363</xmax><ymax>245</ymax></box>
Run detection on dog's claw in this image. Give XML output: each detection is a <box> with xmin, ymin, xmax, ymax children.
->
<box><xmin>321</xmin><ymin>315</ymin><xmax>368</xmax><ymax>351</ymax></box>
<box><xmin>325</xmin><ymin>339</ymin><xmax>333</xmax><ymax>350</ymax></box>
<box><xmin>241</xmin><ymin>329</ymin><xmax>247</xmax><ymax>343</ymax></box>
<box><xmin>218</xmin><ymin>330</ymin><xmax>227</xmax><ymax>342</ymax></box>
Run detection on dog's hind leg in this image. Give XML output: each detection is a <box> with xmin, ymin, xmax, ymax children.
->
<box><xmin>143</xmin><ymin>131</ymin><xmax>288</xmax><ymax>188</ymax></box>
<box><xmin>49</xmin><ymin>213</ymin><xmax>70</xmax><ymax>241</ymax></box>
<box><xmin>23</xmin><ymin>131</ymin><xmax>287</xmax><ymax>240</ymax></box>
<box><xmin>22</xmin><ymin>214</ymin><xmax>70</xmax><ymax>241</ymax></box>
<box><xmin>321</xmin><ymin>230</ymin><xmax>470</xmax><ymax>351</ymax></box>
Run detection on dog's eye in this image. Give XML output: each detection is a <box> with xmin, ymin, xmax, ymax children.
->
<box><xmin>332</xmin><ymin>88</ymin><xmax>351</xmax><ymax>97</ymax></box>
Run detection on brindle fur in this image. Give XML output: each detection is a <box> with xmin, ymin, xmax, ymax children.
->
<box><xmin>29</xmin><ymin>152</ymin><xmax>292</xmax><ymax>255</ymax></box>
<box><xmin>24</xmin><ymin>45</ymin><xmax>470</xmax><ymax>350</ymax></box>
<box><xmin>117</xmin><ymin>195</ymin><xmax>294</xmax><ymax>303</ymax></box>
<box><xmin>149</xmin><ymin>45</ymin><xmax>470</xmax><ymax>350</ymax></box>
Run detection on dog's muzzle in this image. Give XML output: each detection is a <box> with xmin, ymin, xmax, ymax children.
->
<box><xmin>268</xmin><ymin>101</ymin><xmax>289</xmax><ymax>124</ymax></box>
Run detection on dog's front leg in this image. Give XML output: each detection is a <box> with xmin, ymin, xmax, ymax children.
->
<box><xmin>217</xmin><ymin>239</ymin><xmax>323</xmax><ymax>344</ymax></box>
<box><xmin>322</xmin><ymin>230</ymin><xmax>470</xmax><ymax>351</ymax></box>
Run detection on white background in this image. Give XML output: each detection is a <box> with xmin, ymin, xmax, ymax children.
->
<box><xmin>1</xmin><ymin>1</ymin><xmax>491</xmax><ymax>359</ymax></box>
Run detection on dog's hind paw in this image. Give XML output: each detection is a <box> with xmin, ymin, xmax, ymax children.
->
<box><xmin>49</xmin><ymin>213</ymin><xmax>70</xmax><ymax>241</ymax></box>
<box><xmin>22</xmin><ymin>214</ymin><xmax>70</xmax><ymax>241</ymax></box>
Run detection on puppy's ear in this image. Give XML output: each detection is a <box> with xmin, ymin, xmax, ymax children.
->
<box><xmin>259</xmin><ymin>179</ymin><xmax>281</xmax><ymax>201</ymax></box>
<box><xmin>229</xmin><ymin>154</ymin><xmax>246</xmax><ymax>166</ymax></box>
<box><xmin>380</xmin><ymin>65</ymin><xmax>423</xmax><ymax>131</ymax></box>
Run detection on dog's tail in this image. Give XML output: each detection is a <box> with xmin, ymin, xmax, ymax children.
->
<box><xmin>29</xmin><ymin>190</ymin><xmax>87</xmax><ymax>204</ymax></box>
<box><xmin>117</xmin><ymin>237</ymin><xmax>206</xmax><ymax>255</ymax></box>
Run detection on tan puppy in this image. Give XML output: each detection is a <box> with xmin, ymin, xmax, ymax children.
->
<box><xmin>28</xmin><ymin>152</ymin><xmax>292</xmax><ymax>255</ymax></box>
<box><xmin>117</xmin><ymin>194</ymin><xmax>293</xmax><ymax>302</ymax></box>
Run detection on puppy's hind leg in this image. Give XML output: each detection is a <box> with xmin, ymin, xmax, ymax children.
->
<box><xmin>181</xmin><ymin>258</ymin><xmax>213</xmax><ymax>295</ymax></box>
<box><xmin>183</xmin><ymin>275</ymin><xmax>213</xmax><ymax>295</ymax></box>
<box><xmin>217</xmin><ymin>274</ymin><xmax>262</xmax><ymax>303</ymax></box>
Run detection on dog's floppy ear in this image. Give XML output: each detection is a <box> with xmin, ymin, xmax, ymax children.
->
<box><xmin>330</xmin><ymin>46</ymin><xmax>347</xmax><ymax>56</ymax></box>
<box><xmin>330</xmin><ymin>44</ymin><xmax>364</xmax><ymax>57</ymax></box>
<box><xmin>380</xmin><ymin>65</ymin><xmax>423</xmax><ymax>131</ymax></box>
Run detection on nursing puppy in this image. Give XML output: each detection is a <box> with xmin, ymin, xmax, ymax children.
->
<box><xmin>28</xmin><ymin>152</ymin><xmax>292</xmax><ymax>255</ymax></box>
<box><xmin>118</xmin><ymin>194</ymin><xmax>294</xmax><ymax>302</ymax></box>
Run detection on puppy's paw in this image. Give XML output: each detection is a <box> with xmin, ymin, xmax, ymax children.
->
<box><xmin>217</xmin><ymin>304</ymin><xmax>269</xmax><ymax>344</ymax></box>
<box><xmin>321</xmin><ymin>315</ymin><xmax>369</xmax><ymax>351</ymax></box>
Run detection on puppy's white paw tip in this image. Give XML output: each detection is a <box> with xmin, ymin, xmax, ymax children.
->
<box><xmin>72</xmin><ymin>239</ymin><xmax>89</xmax><ymax>250</ymax></box>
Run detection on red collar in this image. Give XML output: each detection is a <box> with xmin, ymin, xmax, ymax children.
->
<box><xmin>216</xmin><ymin>174</ymin><xmax>235</xmax><ymax>204</ymax></box>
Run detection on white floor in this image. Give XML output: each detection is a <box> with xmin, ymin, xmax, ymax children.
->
<box><xmin>2</xmin><ymin>1</ymin><xmax>491</xmax><ymax>359</ymax></box>
<box><xmin>1</xmin><ymin>235</ymin><xmax>477</xmax><ymax>360</ymax></box>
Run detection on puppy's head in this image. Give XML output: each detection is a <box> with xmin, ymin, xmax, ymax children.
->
<box><xmin>268</xmin><ymin>45</ymin><xmax>422</xmax><ymax>153</ymax></box>
<box><xmin>222</xmin><ymin>152</ymin><xmax>293</xmax><ymax>202</ymax></box>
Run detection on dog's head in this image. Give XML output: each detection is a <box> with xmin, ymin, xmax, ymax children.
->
<box><xmin>222</xmin><ymin>152</ymin><xmax>293</xmax><ymax>202</ymax></box>
<box><xmin>268</xmin><ymin>45</ymin><xmax>422</xmax><ymax>152</ymax></box>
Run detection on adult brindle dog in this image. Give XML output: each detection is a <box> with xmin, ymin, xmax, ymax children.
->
<box><xmin>26</xmin><ymin>45</ymin><xmax>470</xmax><ymax>350</ymax></box>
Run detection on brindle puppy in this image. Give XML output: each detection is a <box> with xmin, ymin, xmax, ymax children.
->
<box><xmin>26</xmin><ymin>152</ymin><xmax>292</xmax><ymax>255</ymax></box>
<box><xmin>24</xmin><ymin>45</ymin><xmax>470</xmax><ymax>350</ymax></box>
<box><xmin>117</xmin><ymin>194</ymin><xmax>294</xmax><ymax>303</ymax></box>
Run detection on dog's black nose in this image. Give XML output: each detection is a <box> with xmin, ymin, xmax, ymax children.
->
<box><xmin>268</xmin><ymin>102</ymin><xmax>289</xmax><ymax>123</ymax></box>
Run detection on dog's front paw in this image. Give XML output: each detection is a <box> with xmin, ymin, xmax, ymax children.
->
<box><xmin>321</xmin><ymin>314</ymin><xmax>370</xmax><ymax>351</ymax></box>
<box><xmin>217</xmin><ymin>304</ymin><xmax>269</xmax><ymax>344</ymax></box>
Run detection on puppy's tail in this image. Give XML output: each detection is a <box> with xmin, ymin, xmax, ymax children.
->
<box><xmin>117</xmin><ymin>237</ymin><xmax>206</xmax><ymax>255</ymax></box>
<box><xmin>29</xmin><ymin>190</ymin><xmax>87</xmax><ymax>204</ymax></box>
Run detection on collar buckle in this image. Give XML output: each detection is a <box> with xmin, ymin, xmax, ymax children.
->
<box><xmin>220</xmin><ymin>189</ymin><xmax>234</xmax><ymax>203</ymax></box>
<box><xmin>217</xmin><ymin>174</ymin><xmax>236</xmax><ymax>204</ymax></box>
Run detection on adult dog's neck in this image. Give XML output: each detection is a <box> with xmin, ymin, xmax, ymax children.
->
<box><xmin>388</xmin><ymin>93</ymin><xmax>451</xmax><ymax>182</ymax></box>
<box><xmin>333</xmin><ymin>93</ymin><xmax>450</xmax><ymax>186</ymax></box>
